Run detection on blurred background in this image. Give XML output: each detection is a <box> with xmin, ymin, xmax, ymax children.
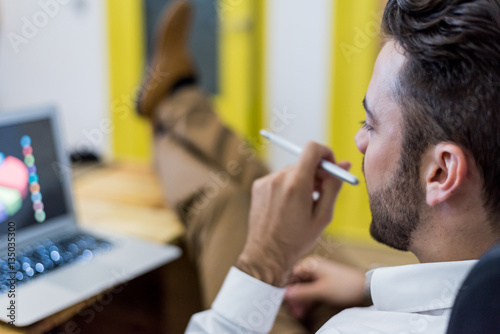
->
<box><xmin>0</xmin><ymin>0</ymin><xmax>387</xmax><ymax>251</ymax></box>
<box><xmin>0</xmin><ymin>1</ymin><xmax>410</xmax><ymax>332</ymax></box>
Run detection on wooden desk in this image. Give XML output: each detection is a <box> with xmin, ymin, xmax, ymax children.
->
<box><xmin>0</xmin><ymin>163</ymin><xmax>185</xmax><ymax>334</ymax></box>
<box><xmin>73</xmin><ymin>162</ymin><xmax>184</xmax><ymax>245</ymax></box>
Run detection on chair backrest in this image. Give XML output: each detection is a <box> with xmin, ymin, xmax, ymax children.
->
<box><xmin>447</xmin><ymin>242</ymin><xmax>500</xmax><ymax>334</ymax></box>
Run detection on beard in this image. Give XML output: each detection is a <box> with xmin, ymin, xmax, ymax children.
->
<box><xmin>366</xmin><ymin>157</ymin><xmax>426</xmax><ymax>251</ymax></box>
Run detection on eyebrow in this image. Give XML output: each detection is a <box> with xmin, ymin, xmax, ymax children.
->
<box><xmin>362</xmin><ymin>97</ymin><xmax>379</xmax><ymax>125</ymax></box>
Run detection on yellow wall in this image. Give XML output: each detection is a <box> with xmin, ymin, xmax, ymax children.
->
<box><xmin>326</xmin><ymin>0</ymin><xmax>383</xmax><ymax>242</ymax></box>
<box><xmin>214</xmin><ymin>0</ymin><xmax>265</xmax><ymax>144</ymax></box>
<box><xmin>107</xmin><ymin>0</ymin><xmax>152</xmax><ymax>162</ymax></box>
<box><xmin>108</xmin><ymin>0</ymin><xmax>264</xmax><ymax>162</ymax></box>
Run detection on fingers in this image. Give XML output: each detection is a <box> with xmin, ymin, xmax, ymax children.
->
<box><xmin>314</xmin><ymin>160</ymin><xmax>351</xmax><ymax>222</ymax></box>
<box><xmin>285</xmin><ymin>281</ymin><xmax>322</xmax><ymax>303</ymax></box>
<box><xmin>297</xmin><ymin>142</ymin><xmax>335</xmax><ymax>184</ymax></box>
<box><xmin>336</xmin><ymin>161</ymin><xmax>352</xmax><ymax>173</ymax></box>
<box><xmin>291</xmin><ymin>265</ymin><xmax>315</xmax><ymax>284</ymax></box>
<box><xmin>290</xmin><ymin>256</ymin><xmax>324</xmax><ymax>284</ymax></box>
<box><xmin>285</xmin><ymin>298</ymin><xmax>311</xmax><ymax>319</ymax></box>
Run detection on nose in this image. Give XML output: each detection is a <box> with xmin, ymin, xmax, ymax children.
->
<box><xmin>355</xmin><ymin>128</ymin><xmax>368</xmax><ymax>155</ymax></box>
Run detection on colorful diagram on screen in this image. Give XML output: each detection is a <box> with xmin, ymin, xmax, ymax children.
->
<box><xmin>0</xmin><ymin>136</ymin><xmax>46</xmax><ymax>224</ymax></box>
<box><xmin>0</xmin><ymin>153</ymin><xmax>28</xmax><ymax>223</ymax></box>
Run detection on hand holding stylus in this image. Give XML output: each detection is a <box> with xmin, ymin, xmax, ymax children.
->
<box><xmin>236</xmin><ymin>141</ymin><xmax>351</xmax><ymax>287</ymax></box>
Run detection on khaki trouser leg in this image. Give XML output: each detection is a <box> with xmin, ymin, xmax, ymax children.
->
<box><xmin>153</xmin><ymin>87</ymin><xmax>308</xmax><ymax>333</ymax></box>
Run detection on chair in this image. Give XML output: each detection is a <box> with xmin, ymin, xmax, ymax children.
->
<box><xmin>447</xmin><ymin>242</ymin><xmax>500</xmax><ymax>333</ymax></box>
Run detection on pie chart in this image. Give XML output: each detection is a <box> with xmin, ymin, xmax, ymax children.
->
<box><xmin>0</xmin><ymin>153</ymin><xmax>29</xmax><ymax>223</ymax></box>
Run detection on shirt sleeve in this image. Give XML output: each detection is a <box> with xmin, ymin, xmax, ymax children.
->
<box><xmin>185</xmin><ymin>267</ymin><xmax>286</xmax><ymax>334</ymax></box>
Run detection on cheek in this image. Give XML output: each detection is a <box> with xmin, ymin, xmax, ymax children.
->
<box><xmin>363</xmin><ymin>152</ymin><xmax>376</xmax><ymax>189</ymax></box>
<box><xmin>364</xmin><ymin>142</ymin><xmax>399</xmax><ymax>188</ymax></box>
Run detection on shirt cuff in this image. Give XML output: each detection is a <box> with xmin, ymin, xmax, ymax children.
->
<box><xmin>212</xmin><ymin>267</ymin><xmax>286</xmax><ymax>333</ymax></box>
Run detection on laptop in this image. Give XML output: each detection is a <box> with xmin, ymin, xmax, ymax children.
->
<box><xmin>0</xmin><ymin>106</ymin><xmax>181</xmax><ymax>327</ymax></box>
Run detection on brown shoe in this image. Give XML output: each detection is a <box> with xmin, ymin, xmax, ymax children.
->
<box><xmin>136</xmin><ymin>0</ymin><xmax>197</xmax><ymax>118</ymax></box>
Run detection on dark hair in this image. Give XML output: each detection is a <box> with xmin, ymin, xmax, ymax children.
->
<box><xmin>382</xmin><ymin>0</ymin><xmax>500</xmax><ymax>226</ymax></box>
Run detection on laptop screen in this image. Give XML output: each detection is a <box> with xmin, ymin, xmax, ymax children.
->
<box><xmin>0</xmin><ymin>117</ymin><xmax>68</xmax><ymax>235</ymax></box>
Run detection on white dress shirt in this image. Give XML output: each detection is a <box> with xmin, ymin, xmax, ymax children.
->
<box><xmin>186</xmin><ymin>260</ymin><xmax>477</xmax><ymax>334</ymax></box>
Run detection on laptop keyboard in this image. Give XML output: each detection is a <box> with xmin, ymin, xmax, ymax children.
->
<box><xmin>0</xmin><ymin>233</ymin><xmax>112</xmax><ymax>294</ymax></box>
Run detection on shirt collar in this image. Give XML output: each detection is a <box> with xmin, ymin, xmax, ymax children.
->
<box><xmin>366</xmin><ymin>260</ymin><xmax>477</xmax><ymax>313</ymax></box>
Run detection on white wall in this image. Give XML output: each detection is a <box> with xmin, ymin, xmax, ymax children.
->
<box><xmin>265</xmin><ymin>0</ymin><xmax>333</xmax><ymax>171</ymax></box>
<box><xmin>0</xmin><ymin>0</ymin><xmax>110</xmax><ymax>157</ymax></box>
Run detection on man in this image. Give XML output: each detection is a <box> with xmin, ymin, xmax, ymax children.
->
<box><xmin>138</xmin><ymin>0</ymin><xmax>500</xmax><ymax>332</ymax></box>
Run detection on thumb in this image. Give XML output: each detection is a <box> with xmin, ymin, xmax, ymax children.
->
<box><xmin>285</xmin><ymin>282</ymin><xmax>323</xmax><ymax>303</ymax></box>
<box><xmin>291</xmin><ymin>256</ymin><xmax>324</xmax><ymax>283</ymax></box>
<box><xmin>314</xmin><ymin>161</ymin><xmax>351</xmax><ymax>222</ymax></box>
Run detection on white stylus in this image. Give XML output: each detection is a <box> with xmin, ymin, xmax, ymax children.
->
<box><xmin>260</xmin><ymin>129</ymin><xmax>359</xmax><ymax>186</ymax></box>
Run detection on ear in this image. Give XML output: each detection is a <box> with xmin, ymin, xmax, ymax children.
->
<box><xmin>424</xmin><ymin>143</ymin><xmax>468</xmax><ymax>206</ymax></box>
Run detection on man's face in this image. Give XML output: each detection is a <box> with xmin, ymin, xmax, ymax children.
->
<box><xmin>355</xmin><ymin>41</ymin><xmax>426</xmax><ymax>251</ymax></box>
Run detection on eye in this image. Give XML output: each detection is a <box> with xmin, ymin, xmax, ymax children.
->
<box><xmin>360</xmin><ymin>120</ymin><xmax>374</xmax><ymax>132</ymax></box>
